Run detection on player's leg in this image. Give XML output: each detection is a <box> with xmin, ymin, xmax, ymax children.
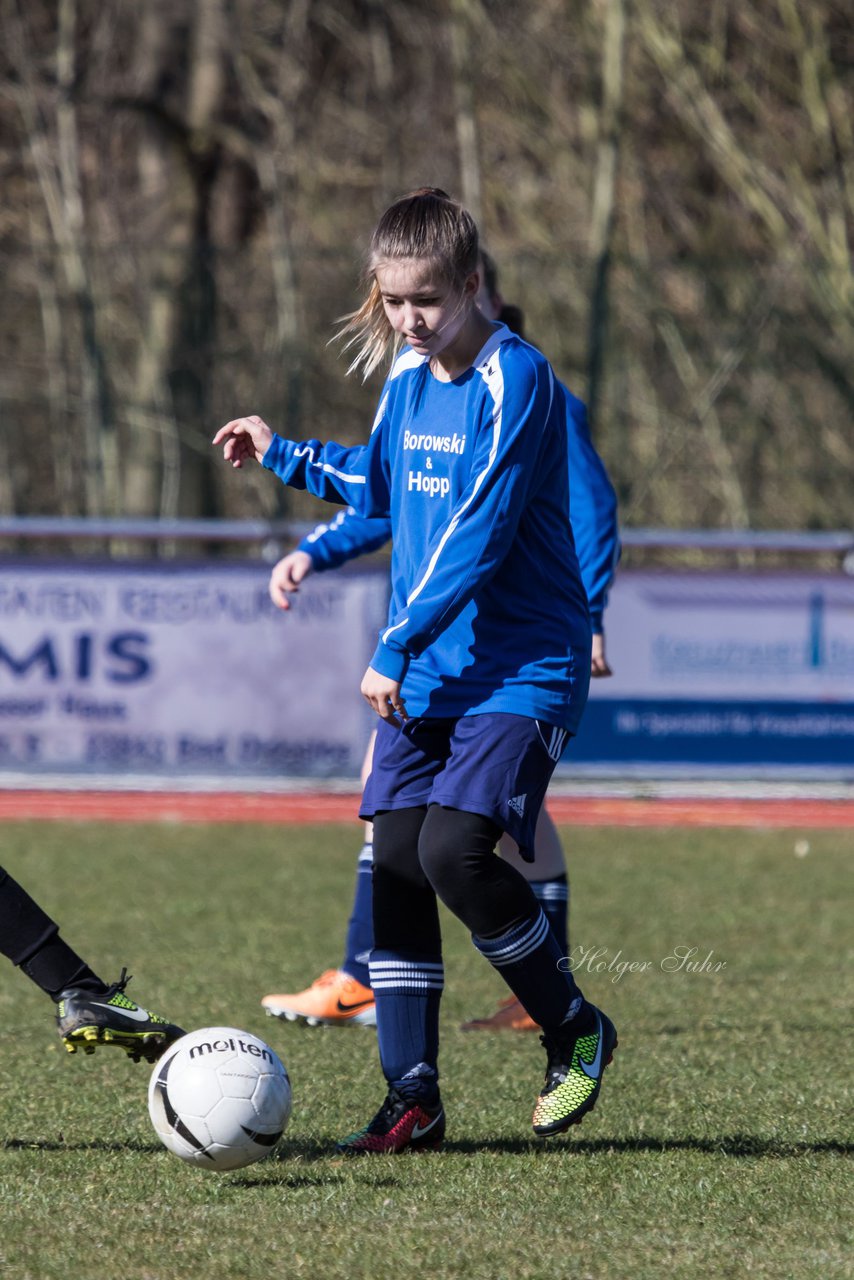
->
<box><xmin>336</xmin><ymin>806</ymin><xmax>445</xmax><ymax>1154</ymax></box>
<box><xmin>262</xmin><ymin>736</ymin><xmax>377</xmax><ymax>1027</ymax></box>
<box><xmin>342</xmin><ymin>732</ymin><xmax>379</xmax><ymax>987</ymax></box>
<box><xmin>1</xmin><ymin>864</ymin><xmax>103</xmax><ymax>996</ymax></box>
<box><xmin>0</xmin><ymin>864</ymin><xmax>183</xmax><ymax>1061</ymax></box>
<box><xmin>420</xmin><ymin>715</ymin><xmax>617</xmax><ymax>1135</ymax></box>
<box><xmin>337</xmin><ymin>719</ymin><xmax>451</xmax><ymax>1154</ymax></box>
<box><xmin>420</xmin><ymin>805</ymin><xmax>578</xmax><ymax>1031</ymax></box>
<box><xmin>506</xmin><ymin>807</ymin><xmax>570</xmax><ymax>956</ymax></box>
<box><xmin>340</xmin><ymin>825</ymin><xmax>375</xmax><ymax>989</ymax></box>
<box><xmin>461</xmin><ymin>807</ymin><xmax>569</xmax><ymax>1031</ymax></box>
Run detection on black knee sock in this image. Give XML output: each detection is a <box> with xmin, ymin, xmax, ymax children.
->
<box><xmin>0</xmin><ymin>867</ymin><xmax>103</xmax><ymax>1001</ymax></box>
<box><xmin>419</xmin><ymin>807</ymin><xmax>589</xmax><ymax>1033</ymax></box>
<box><xmin>418</xmin><ymin>806</ymin><xmax>536</xmax><ymax>937</ymax></box>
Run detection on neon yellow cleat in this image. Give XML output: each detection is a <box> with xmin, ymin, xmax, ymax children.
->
<box><xmin>532</xmin><ymin>1006</ymin><xmax>617</xmax><ymax>1136</ymax></box>
<box><xmin>57</xmin><ymin>968</ymin><xmax>184</xmax><ymax>1064</ymax></box>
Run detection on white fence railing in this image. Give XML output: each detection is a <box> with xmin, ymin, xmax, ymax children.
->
<box><xmin>1</xmin><ymin>517</ymin><xmax>853</xmax><ymax>566</ymax></box>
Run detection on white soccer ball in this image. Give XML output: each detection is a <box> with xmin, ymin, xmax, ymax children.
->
<box><xmin>148</xmin><ymin>1026</ymin><xmax>291</xmax><ymax>1171</ymax></box>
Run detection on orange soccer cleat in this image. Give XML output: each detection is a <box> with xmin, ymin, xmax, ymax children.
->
<box><xmin>460</xmin><ymin>994</ymin><xmax>540</xmax><ymax>1033</ymax></box>
<box><xmin>261</xmin><ymin>969</ymin><xmax>376</xmax><ymax>1027</ymax></box>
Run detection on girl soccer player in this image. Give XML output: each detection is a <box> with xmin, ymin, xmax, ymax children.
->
<box><xmin>259</xmin><ymin>250</ymin><xmax>620</xmax><ymax>1035</ymax></box>
<box><xmin>213</xmin><ymin>188</ymin><xmax>617</xmax><ymax>1150</ymax></box>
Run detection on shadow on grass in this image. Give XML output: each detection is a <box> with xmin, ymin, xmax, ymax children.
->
<box><xmin>228</xmin><ymin>1169</ymin><xmax>401</xmax><ymax>1190</ymax></box>
<box><xmin>258</xmin><ymin>1132</ymin><xmax>854</xmax><ymax>1162</ymax></box>
<box><xmin>442</xmin><ymin>1134</ymin><xmax>854</xmax><ymax>1158</ymax></box>
<box><xmin>4</xmin><ymin>1133</ymin><xmax>849</xmax><ymax>1165</ymax></box>
<box><xmin>2</xmin><ymin>1137</ymin><xmax>164</xmax><ymax>1153</ymax></box>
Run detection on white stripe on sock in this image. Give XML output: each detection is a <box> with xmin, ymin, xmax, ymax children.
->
<box><xmin>475</xmin><ymin>911</ymin><xmax>550</xmax><ymax>967</ymax></box>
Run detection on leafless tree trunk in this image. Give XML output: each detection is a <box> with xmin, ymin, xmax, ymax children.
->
<box><xmin>236</xmin><ymin>2</ymin><xmax>307</xmax><ymax>356</ymax></box>
<box><xmin>169</xmin><ymin>0</ymin><xmax>227</xmax><ymax>519</ymax></box>
<box><xmin>8</xmin><ymin>0</ymin><xmax>115</xmax><ymax>514</ymax></box>
<box><xmin>586</xmin><ymin>0</ymin><xmax>625</xmax><ymax>431</ymax></box>
<box><xmin>450</xmin><ymin>0</ymin><xmax>483</xmax><ymax>223</ymax></box>
<box><xmin>122</xmin><ymin>3</ymin><xmax>185</xmax><ymax>521</ymax></box>
<box><xmin>121</xmin><ymin>0</ymin><xmax>234</xmax><ymax>523</ymax></box>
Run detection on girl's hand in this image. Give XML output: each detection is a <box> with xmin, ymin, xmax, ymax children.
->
<box><xmin>591</xmin><ymin>631</ymin><xmax>613</xmax><ymax>678</ymax></box>
<box><xmin>361</xmin><ymin>666</ymin><xmax>409</xmax><ymax>725</ymax></box>
<box><xmin>269</xmin><ymin>551</ymin><xmax>314</xmax><ymax>611</ymax></box>
<box><xmin>212</xmin><ymin>415</ymin><xmax>273</xmax><ymax>468</ymax></box>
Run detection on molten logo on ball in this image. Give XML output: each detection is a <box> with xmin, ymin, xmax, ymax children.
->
<box><xmin>148</xmin><ymin>1026</ymin><xmax>291</xmax><ymax>1171</ymax></box>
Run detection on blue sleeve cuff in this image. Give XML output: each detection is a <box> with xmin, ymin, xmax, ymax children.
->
<box><xmin>369</xmin><ymin>641</ymin><xmax>410</xmax><ymax>684</ymax></box>
<box><xmin>296</xmin><ymin>535</ymin><xmax>328</xmax><ymax>569</ymax></box>
<box><xmin>261</xmin><ymin>434</ymin><xmax>287</xmax><ymax>472</ymax></box>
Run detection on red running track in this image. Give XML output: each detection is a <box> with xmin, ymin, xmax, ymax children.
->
<box><xmin>0</xmin><ymin>790</ymin><xmax>852</xmax><ymax>828</ymax></box>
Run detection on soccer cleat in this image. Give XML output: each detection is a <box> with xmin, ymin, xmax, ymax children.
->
<box><xmin>336</xmin><ymin>1088</ymin><xmax>445</xmax><ymax>1155</ymax></box>
<box><xmin>56</xmin><ymin>969</ymin><xmax>184</xmax><ymax>1063</ymax></box>
<box><xmin>261</xmin><ymin>969</ymin><xmax>377</xmax><ymax>1027</ymax></box>
<box><xmin>532</xmin><ymin>1005</ymin><xmax>618</xmax><ymax>1137</ymax></box>
<box><xmin>460</xmin><ymin>994</ymin><xmax>540</xmax><ymax>1033</ymax></box>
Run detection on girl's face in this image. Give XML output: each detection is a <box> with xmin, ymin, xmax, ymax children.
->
<box><xmin>375</xmin><ymin>258</ymin><xmax>477</xmax><ymax>360</ymax></box>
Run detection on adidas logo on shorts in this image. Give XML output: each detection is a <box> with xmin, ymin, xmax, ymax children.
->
<box><xmin>508</xmin><ymin>794</ymin><xmax>527</xmax><ymax>818</ymax></box>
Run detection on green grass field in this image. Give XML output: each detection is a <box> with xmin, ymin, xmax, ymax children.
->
<box><xmin>0</xmin><ymin>820</ymin><xmax>850</xmax><ymax>1280</ymax></box>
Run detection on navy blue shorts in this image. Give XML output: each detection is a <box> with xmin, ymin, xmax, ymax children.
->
<box><xmin>360</xmin><ymin>713</ymin><xmax>570</xmax><ymax>862</ymax></box>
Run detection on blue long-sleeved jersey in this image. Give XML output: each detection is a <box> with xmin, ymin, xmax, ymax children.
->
<box><xmin>298</xmin><ymin>383</ymin><xmax>619</xmax><ymax>631</ymax></box>
<box><xmin>263</xmin><ymin>325</ymin><xmax>592</xmax><ymax>731</ymax></box>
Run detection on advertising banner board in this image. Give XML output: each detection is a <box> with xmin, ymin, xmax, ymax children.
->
<box><xmin>0</xmin><ymin>561</ymin><xmax>387</xmax><ymax>779</ymax></box>
<box><xmin>0</xmin><ymin>563</ymin><xmax>851</xmax><ymax>781</ymax></box>
<box><xmin>571</xmin><ymin>572</ymin><xmax>854</xmax><ymax>776</ymax></box>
